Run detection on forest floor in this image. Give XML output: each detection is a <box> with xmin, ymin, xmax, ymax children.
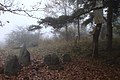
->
<box><xmin>0</xmin><ymin>40</ymin><xmax>120</xmax><ymax>80</ymax></box>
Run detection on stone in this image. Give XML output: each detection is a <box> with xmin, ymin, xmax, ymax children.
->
<box><xmin>48</xmin><ymin>65</ymin><xmax>64</xmax><ymax>71</ymax></box>
<box><xmin>44</xmin><ymin>54</ymin><xmax>52</xmax><ymax>66</ymax></box>
<box><xmin>19</xmin><ymin>44</ymin><xmax>31</xmax><ymax>66</ymax></box>
<box><xmin>62</xmin><ymin>53</ymin><xmax>71</xmax><ymax>63</ymax></box>
<box><xmin>50</xmin><ymin>54</ymin><xmax>60</xmax><ymax>65</ymax></box>
<box><xmin>44</xmin><ymin>54</ymin><xmax>60</xmax><ymax>66</ymax></box>
<box><xmin>4</xmin><ymin>55</ymin><xmax>20</xmax><ymax>76</ymax></box>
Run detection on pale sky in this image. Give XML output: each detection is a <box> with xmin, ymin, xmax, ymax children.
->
<box><xmin>0</xmin><ymin>0</ymin><xmax>52</xmax><ymax>42</ymax></box>
<box><xmin>0</xmin><ymin>12</ymin><xmax>38</xmax><ymax>41</ymax></box>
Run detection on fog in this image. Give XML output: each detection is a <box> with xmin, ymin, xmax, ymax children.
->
<box><xmin>0</xmin><ymin>0</ymin><xmax>50</xmax><ymax>43</ymax></box>
<box><xmin>0</xmin><ymin>12</ymin><xmax>38</xmax><ymax>42</ymax></box>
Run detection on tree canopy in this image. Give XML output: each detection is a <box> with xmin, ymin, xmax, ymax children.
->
<box><xmin>29</xmin><ymin>0</ymin><xmax>119</xmax><ymax>30</ymax></box>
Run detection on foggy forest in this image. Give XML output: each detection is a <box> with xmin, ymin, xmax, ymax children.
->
<box><xmin>0</xmin><ymin>0</ymin><xmax>120</xmax><ymax>80</ymax></box>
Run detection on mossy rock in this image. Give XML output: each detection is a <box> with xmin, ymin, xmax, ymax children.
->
<box><xmin>44</xmin><ymin>54</ymin><xmax>52</xmax><ymax>66</ymax></box>
<box><xmin>19</xmin><ymin>44</ymin><xmax>31</xmax><ymax>66</ymax></box>
<box><xmin>62</xmin><ymin>53</ymin><xmax>71</xmax><ymax>63</ymax></box>
<box><xmin>48</xmin><ymin>65</ymin><xmax>64</xmax><ymax>71</ymax></box>
<box><xmin>51</xmin><ymin>54</ymin><xmax>60</xmax><ymax>65</ymax></box>
<box><xmin>44</xmin><ymin>54</ymin><xmax>60</xmax><ymax>66</ymax></box>
<box><xmin>4</xmin><ymin>55</ymin><xmax>20</xmax><ymax>76</ymax></box>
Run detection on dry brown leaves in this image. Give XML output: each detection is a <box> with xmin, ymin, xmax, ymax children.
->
<box><xmin>0</xmin><ymin>54</ymin><xmax>120</xmax><ymax>80</ymax></box>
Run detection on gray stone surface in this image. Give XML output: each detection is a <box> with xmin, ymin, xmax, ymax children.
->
<box><xmin>19</xmin><ymin>44</ymin><xmax>31</xmax><ymax>66</ymax></box>
<box><xmin>44</xmin><ymin>54</ymin><xmax>60</xmax><ymax>66</ymax></box>
<box><xmin>44</xmin><ymin>54</ymin><xmax>52</xmax><ymax>66</ymax></box>
<box><xmin>4</xmin><ymin>55</ymin><xmax>20</xmax><ymax>76</ymax></box>
<box><xmin>48</xmin><ymin>65</ymin><xmax>64</xmax><ymax>71</ymax></box>
<box><xmin>62</xmin><ymin>53</ymin><xmax>71</xmax><ymax>63</ymax></box>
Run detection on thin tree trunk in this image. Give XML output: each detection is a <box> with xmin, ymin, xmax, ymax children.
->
<box><xmin>106</xmin><ymin>0</ymin><xmax>113</xmax><ymax>51</ymax></box>
<box><xmin>92</xmin><ymin>23</ymin><xmax>102</xmax><ymax>58</ymax></box>
<box><xmin>65</xmin><ymin>23</ymin><xmax>68</xmax><ymax>41</ymax></box>
<box><xmin>63</xmin><ymin>3</ymin><xmax>68</xmax><ymax>41</ymax></box>
<box><xmin>77</xmin><ymin>18</ymin><xmax>80</xmax><ymax>40</ymax></box>
<box><xmin>77</xmin><ymin>0</ymin><xmax>80</xmax><ymax>40</ymax></box>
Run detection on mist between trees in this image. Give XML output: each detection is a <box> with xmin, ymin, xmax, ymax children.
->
<box><xmin>0</xmin><ymin>0</ymin><xmax>120</xmax><ymax>57</ymax></box>
<box><xmin>5</xmin><ymin>26</ymin><xmax>40</xmax><ymax>49</ymax></box>
<box><xmin>3</xmin><ymin>25</ymin><xmax>90</xmax><ymax>49</ymax></box>
<box><xmin>0</xmin><ymin>0</ymin><xmax>120</xmax><ymax>79</ymax></box>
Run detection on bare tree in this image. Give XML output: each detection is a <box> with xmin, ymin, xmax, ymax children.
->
<box><xmin>5</xmin><ymin>26</ymin><xmax>41</xmax><ymax>48</ymax></box>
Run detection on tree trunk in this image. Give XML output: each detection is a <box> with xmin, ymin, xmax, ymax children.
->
<box><xmin>106</xmin><ymin>0</ymin><xmax>113</xmax><ymax>51</ymax></box>
<box><xmin>64</xmin><ymin>5</ymin><xmax>68</xmax><ymax>41</ymax></box>
<box><xmin>65</xmin><ymin>24</ymin><xmax>68</xmax><ymax>41</ymax></box>
<box><xmin>77</xmin><ymin>18</ymin><xmax>80</xmax><ymax>40</ymax></box>
<box><xmin>92</xmin><ymin>24</ymin><xmax>102</xmax><ymax>58</ymax></box>
<box><xmin>77</xmin><ymin>0</ymin><xmax>80</xmax><ymax>40</ymax></box>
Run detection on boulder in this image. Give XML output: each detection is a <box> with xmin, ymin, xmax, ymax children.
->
<box><xmin>50</xmin><ymin>54</ymin><xmax>60</xmax><ymax>65</ymax></box>
<box><xmin>44</xmin><ymin>54</ymin><xmax>60</xmax><ymax>66</ymax></box>
<box><xmin>62</xmin><ymin>53</ymin><xmax>71</xmax><ymax>63</ymax></box>
<box><xmin>4</xmin><ymin>55</ymin><xmax>20</xmax><ymax>76</ymax></box>
<box><xmin>19</xmin><ymin>44</ymin><xmax>31</xmax><ymax>66</ymax></box>
<box><xmin>44</xmin><ymin>54</ymin><xmax>52</xmax><ymax>66</ymax></box>
<box><xmin>48</xmin><ymin>65</ymin><xmax>64</xmax><ymax>71</ymax></box>
<box><xmin>44</xmin><ymin>54</ymin><xmax>64</xmax><ymax>70</ymax></box>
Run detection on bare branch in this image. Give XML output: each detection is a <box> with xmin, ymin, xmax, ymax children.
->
<box><xmin>3</xmin><ymin>9</ymin><xmax>44</xmax><ymax>12</ymax></box>
<box><xmin>28</xmin><ymin>25</ymin><xmax>42</xmax><ymax>31</ymax></box>
<box><xmin>0</xmin><ymin>2</ymin><xmax>44</xmax><ymax>19</ymax></box>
